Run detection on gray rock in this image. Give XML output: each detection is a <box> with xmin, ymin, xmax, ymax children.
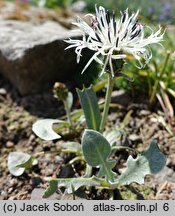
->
<box><xmin>30</xmin><ymin>188</ymin><xmax>60</xmax><ymax>200</ymax></box>
<box><xmin>154</xmin><ymin>166</ymin><xmax>175</xmax><ymax>183</ymax></box>
<box><xmin>0</xmin><ymin>20</ymin><xmax>81</xmax><ymax>95</ymax></box>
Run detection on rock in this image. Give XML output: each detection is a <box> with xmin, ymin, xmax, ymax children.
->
<box><xmin>129</xmin><ymin>134</ymin><xmax>141</xmax><ymax>141</ymax></box>
<box><xmin>155</xmin><ymin>166</ymin><xmax>175</xmax><ymax>183</ymax></box>
<box><xmin>0</xmin><ymin>20</ymin><xmax>82</xmax><ymax>95</ymax></box>
<box><xmin>0</xmin><ymin>88</ymin><xmax>7</xmax><ymax>95</ymax></box>
<box><xmin>30</xmin><ymin>188</ymin><xmax>60</xmax><ymax>200</ymax></box>
<box><xmin>6</xmin><ymin>141</ymin><xmax>15</xmax><ymax>148</ymax></box>
<box><xmin>69</xmin><ymin>1</ymin><xmax>87</xmax><ymax>12</ymax></box>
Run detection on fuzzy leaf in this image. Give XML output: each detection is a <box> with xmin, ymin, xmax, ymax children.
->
<box><xmin>32</xmin><ymin>119</ymin><xmax>62</xmax><ymax>141</ymax></box>
<box><xmin>43</xmin><ymin>176</ymin><xmax>102</xmax><ymax>197</ymax></box>
<box><xmin>43</xmin><ymin>180</ymin><xmax>58</xmax><ymax>198</ymax></box>
<box><xmin>82</xmin><ymin>129</ymin><xmax>116</xmax><ymax>182</ymax></box>
<box><xmin>103</xmin><ymin>130</ymin><xmax>122</xmax><ymax>146</ymax></box>
<box><xmin>8</xmin><ymin>152</ymin><xmax>36</xmax><ymax>176</ymax></box>
<box><xmin>76</xmin><ymin>86</ymin><xmax>101</xmax><ymax>131</ymax></box>
<box><xmin>119</xmin><ymin>140</ymin><xmax>167</xmax><ymax>185</ymax></box>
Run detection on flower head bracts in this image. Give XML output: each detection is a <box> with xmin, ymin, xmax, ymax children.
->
<box><xmin>65</xmin><ymin>6</ymin><xmax>164</xmax><ymax>77</ymax></box>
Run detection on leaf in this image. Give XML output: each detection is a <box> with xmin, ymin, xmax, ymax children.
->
<box><xmin>32</xmin><ymin>119</ymin><xmax>62</xmax><ymax>141</ymax></box>
<box><xmin>8</xmin><ymin>152</ymin><xmax>36</xmax><ymax>176</ymax></box>
<box><xmin>43</xmin><ymin>176</ymin><xmax>103</xmax><ymax>197</ymax></box>
<box><xmin>103</xmin><ymin>130</ymin><xmax>122</xmax><ymax>146</ymax></box>
<box><xmin>167</xmin><ymin>88</ymin><xmax>175</xmax><ymax>98</ymax></box>
<box><xmin>118</xmin><ymin>140</ymin><xmax>167</xmax><ymax>185</ymax></box>
<box><xmin>82</xmin><ymin>129</ymin><xmax>116</xmax><ymax>182</ymax></box>
<box><xmin>76</xmin><ymin>86</ymin><xmax>101</xmax><ymax>131</ymax></box>
<box><xmin>43</xmin><ymin>180</ymin><xmax>58</xmax><ymax>198</ymax></box>
<box><xmin>17</xmin><ymin>157</ymin><xmax>37</xmax><ymax>169</ymax></box>
<box><xmin>61</xmin><ymin>142</ymin><xmax>82</xmax><ymax>154</ymax></box>
<box><xmin>93</xmin><ymin>79</ymin><xmax>108</xmax><ymax>92</ymax></box>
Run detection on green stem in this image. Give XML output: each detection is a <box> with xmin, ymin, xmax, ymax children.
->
<box><xmin>149</xmin><ymin>51</ymin><xmax>171</xmax><ymax>104</ymax></box>
<box><xmin>64</xmin><ymin>101</ymin><xmax>72</xmax><ymax>127</ymax></box>
<box><xmin>100</xmin><ymin>74</ymin><xmax>115</xmax><ymax>133</ymax></box>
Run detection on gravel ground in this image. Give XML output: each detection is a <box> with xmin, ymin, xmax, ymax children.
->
<box><xmin>0</xmin><ymin>73</ymin><xmax>175</xmax><ymax>200</ymax></box>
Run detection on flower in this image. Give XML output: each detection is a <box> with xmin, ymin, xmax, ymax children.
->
<box><xmin>65</xmin><ymin>6</ymin><xmax>164</xmax><ymax>77</ymax></box>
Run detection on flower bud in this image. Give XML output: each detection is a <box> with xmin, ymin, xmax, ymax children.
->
<box><xmin>53</xmin><ymin>82</ymin><xmax>68</xmax><ymax>101</ymax></box>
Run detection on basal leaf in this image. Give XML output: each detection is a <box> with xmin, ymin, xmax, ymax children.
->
<box><xmin>76</xmin><ymin>86</ymin><xmax>101</xmax><ymax>131</ymax></box>
<box><xmin>32</xmin><ymin>119</ymin><xmax>62</xmax><ymax>141</ymax></box>
<box><xmin>43</xmin><ymin>176</ymin><xmax>102</xmax><ymax>197</ymax></box>
<box><xmin>8</xmin><ymin>152</ymin><xmax>36</xmax><ymax>176</ymax></box>
<box><xmin>82</xmin><ymin>129</ymin><xmax>116</xmax><ymax>182</ymax></box>
<box><xmin>118</xmin><ymin>140</ymin><xmax>166</xmax><ymax>185</ymax></box>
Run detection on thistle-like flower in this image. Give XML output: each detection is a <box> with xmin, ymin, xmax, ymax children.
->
<box><xmin>65</xmin><ymin>6</ymin><xmax>164</xmax><ymax>77</ymax></box>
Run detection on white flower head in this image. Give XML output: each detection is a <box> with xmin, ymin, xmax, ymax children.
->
<box><xmin>65</xmin><ymin>6</ymin><xmax>164</xmax><ymax>77</ymax></box>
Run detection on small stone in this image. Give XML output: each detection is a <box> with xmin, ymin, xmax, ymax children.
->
<box><xmin>129</xmin><ymin>134</ymin><xmax>140</xmax><ymax>141</ymax></box>
<box><xmin>0</xmin><ymin>88</ymin><xmax>7</xmax><ymax>95</ymax></box>
<box><xmin>8</xmin><ymin>196</ymin><xmax>17</xmax><ymax>200</ymax></box>
<box><xmin>55</xmin><ymin>155</ymin><xmax>64</xmax><ymax>164</ymax></box>
<box><xmin>140</xmin><ymin>110</ymin><xmax>151</xmax><ymax>116</ymax></box>
<box><xmin>70</xmin><ymin>1</ymin><xmax>86</xmax><ymax>12</ymax></box>
<box><xmin>6</xmin><ymin>141</ymin><xmax>14</xmax><ymax>148</ymax></box>
<box><xmin>8</xmin><ymin>187</ymin><xmax>13</xmax><ymax>194</ymax></box>
<box><xmin>9</xmin><ymin>178</ymin><xmax>18</xmax><ymax>187</ymax></box>
<box><xmin>30</xmin><ymin>177</ymin><xmax>42</xmax><ymax>187</ymax></box>
<box><xmin>31</xmin><ymin>188</ymin><xmax>60</xmax><ymax>200</ymax></box>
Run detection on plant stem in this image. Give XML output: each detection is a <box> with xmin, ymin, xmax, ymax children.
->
<box><xmin>83</xmin><ymin>164</ymin><xmax>93</xmax><ymax>178</ymax></box>
<box><xmin>100</xmin><ymin>74</ymin><xmax>115</xmax><ymax>133</ymax></box>
<box><xmin>64</xmin><ymin>101</ymin><xmax>72</xmax><ymax>127</ymax></box>
<box><xmin>149</xmin><ymin>51</ymin><xmax>171</xmax><ymax>104</ymax></box>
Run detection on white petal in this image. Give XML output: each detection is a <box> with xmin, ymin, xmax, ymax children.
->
<box><xmin>81</xmin><ymin>51</ymin><xmax>101</xmax><ymax>74</ymax></box>
<box><xmin>111</xmin><ymin>54</ymin><xmax>126</xmax><ymax>59</ymax></box>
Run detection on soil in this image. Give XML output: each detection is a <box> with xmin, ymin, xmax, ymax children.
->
<box><xmin>0</xmin><ymin>72</ymin><xmax>175</xmax><ymax>200</ymax></box>
<box><xmin>0</xmin><ymin>1</ymin><xmax>175</xmax><ymax>200</ymax></box>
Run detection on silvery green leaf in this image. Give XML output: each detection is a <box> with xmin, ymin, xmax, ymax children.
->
<box><xmin>118</xmin><ymin>140</ymin><xmax>167</xmax><ymax>185</ymax></box>
<box><xmin>8</xmin><ymin>152</ymin><xmax>36</xmax><ymax>176</ymax></box>
<box><xmin>103</xmin><ymin>130</ymin><xmax>122</xmax><ymax>146</ymax></box>
<box><xmin>77</xmin><ymin>86</ymin><xmax>101</xmax><ymax>131</ymax></box>
<box><xmin>32</xmin><ymin>119</ymin><xmax>62</xmax><ymax>141</ymax></box>
<box><xmin>82</xmin><ymin>129</ymin><xmax>116</xmax><ymax>182</ymax></box>
<box><xmin>43</xmin><ymin>176</ymin><xmax>102</xmax><ymax>197</ymax></box>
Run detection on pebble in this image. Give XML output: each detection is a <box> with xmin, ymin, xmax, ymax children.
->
<box><xmin>55</xmin><ymin>155</ymin><xmax>64</xmax><ymax>163</ymax></box>
<box><xmin>29</xmin><ymin>134</ymin><xmax>35</xmax><ymax>142</ymax></box>
<box><xmin>129</xmin><ymin>134</ymin><xmax>140</xmax><ymax>141</ymax></box>
<box><xmin>0</xmin><ymin>88</ymin><xmax>7</xmax><ymax>95</ymax></box>
<box><xmin>8</xmin><ymin>178</ymin><xmax>18</xmax><ymax>188</ymax></box>
<box><xmin>6</xmin><ymin>141</ymin><xmax>15</xmax><ymax>148</ymax></box>
<box><xmin>139</xmin><ymin>110</ymin><xmax>151</xmax><ymax>116</ymax></box>
<box><xmin>8</xmin><ymin>187</ymin><xmax>14</xmax><ymax>194</ymax></box>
